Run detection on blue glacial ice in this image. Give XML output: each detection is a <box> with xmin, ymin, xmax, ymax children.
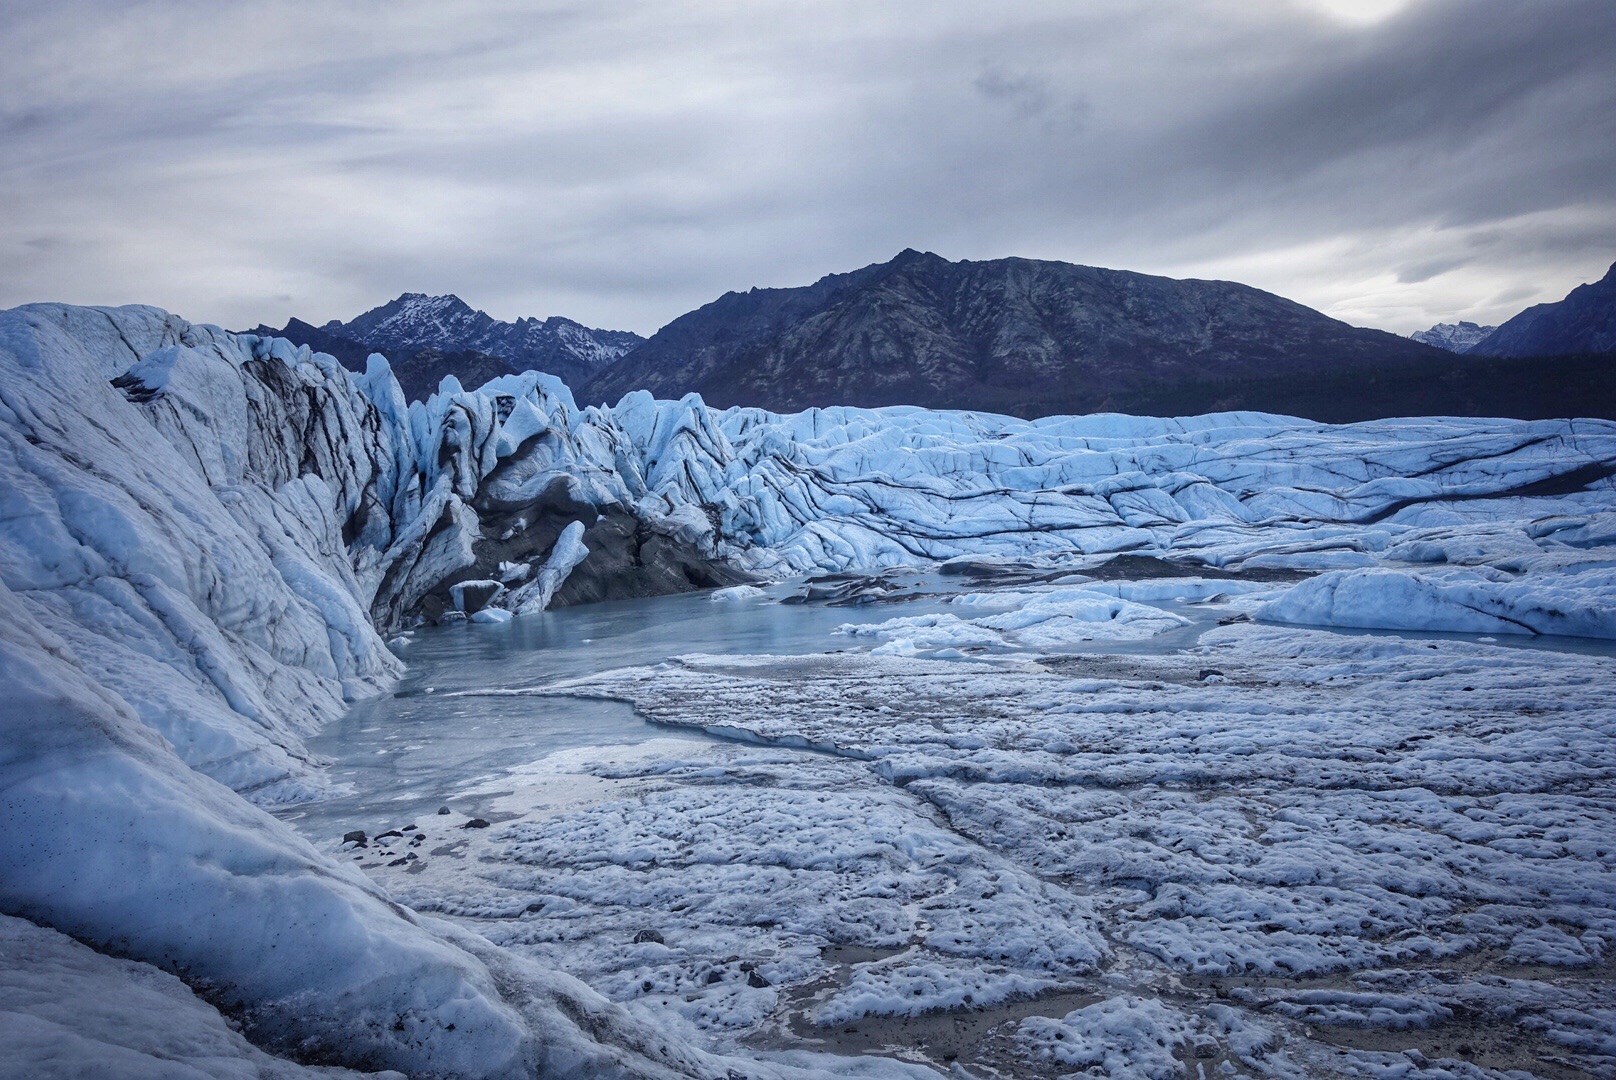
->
<box><xmin>2</xmin><ymin>302</ymin><xmax>1614</xmax><ymax>1077</ymax></box>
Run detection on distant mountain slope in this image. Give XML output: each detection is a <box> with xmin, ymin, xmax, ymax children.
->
<box><xmin>1469</xmin><ymin>262</ymin><xmax>1616</xmax><ymax>358</ymax></box>
<box><xmin>336</xmin><ymin>293</ymin><xmax>643</xmax><ymax>376</ymax></box>
<box><xmin>254</xmin><ymin>293</ymin><xmax>642</xmax><ymax>402</ymax></box>
<box><xmin>1411</xmin><ymin>321</ymin><xmax>1495</xmax><ymax>353</ymax></box>
<box><xmin>580</xmin><ymin>249</ymin><xmax>1449</xmax><ymax>416</ymax></box>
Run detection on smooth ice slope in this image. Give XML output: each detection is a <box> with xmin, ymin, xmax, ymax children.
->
<box><xmin>0</xmin><ymin>913</ymin><xmax>402</xmax><ymax>1080</ymax></box>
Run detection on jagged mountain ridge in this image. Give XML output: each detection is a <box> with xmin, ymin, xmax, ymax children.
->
<box><xmin>1410</xmin><ymin>321</ymin><xmax>1496</xmax><ymax>353</ymax></box>
<box><xmin>1469</xmin><ymin>261</ymin><xmax>1616</xmax><ymax>357</ymax></box>
<box><xmin>255</xmin><ymin>292</ymin><xmax>643</xmax><ymax>402</ymax></box>
<box><xmin>580</xmin><ymin>249</ymin><xmax>1450</xmax><ymax>416</ymax></box>
<box><xmin>337</xmin><ymin>292</ymin><xmax>642</xmax><ymax>372</ymax></box>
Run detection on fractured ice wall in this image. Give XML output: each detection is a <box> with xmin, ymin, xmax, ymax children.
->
<box><xmin>0</xmin><ymin>305</ymin><xmax>798</xmax><ymax>1079</ymax></box>
<box><xmin>0</xmin><ymin>306</ymin><xmax>405</xmax><ymax>801</ymax></box>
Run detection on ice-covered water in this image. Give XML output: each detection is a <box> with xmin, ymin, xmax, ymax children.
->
<box><xmin>276</xmin><ymin>569</ymin><xmax>1282</xmax><ymax>841</ymax></box>
<box><xmin>279</xmin><ymin>571</ymin><xmax>1616</xmax><ymax>842</ymax></box>
<box><xmin>277</xmin><ymin>579</ymin><xmax>967</xmax><ymax>837</ymax></box>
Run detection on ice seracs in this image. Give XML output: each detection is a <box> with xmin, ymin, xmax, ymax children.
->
<box><xmin>0</xmin><ymin>304</ymin><xmax>895</xmax><ymax>1079</ymax></box>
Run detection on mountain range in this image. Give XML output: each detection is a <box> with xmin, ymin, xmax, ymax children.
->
<box><xmin>252</xmin><ymin>293</ymin><xmax>641</xmax><ymax>402</ymax></box>
<box><xmin>1409</xmin><ymin>261</ymin><xmax>1616</xmax><ymax>358</ymax></box>
<box><xmin>1410</xmin><ymin>321</ymin><xmax>1496</xmax><ymax>352</ymax></box>
<box><xmin>579</xmin><ymin>249</ymin><xmax>1446</xmax><ymax>415</ymax></box>
<box><xmin>259</xmin><ymin>252</ymin><xmax>1616</xmax><ymax>421</ymax></box>
<box><xmin>1466</xmin><ymin>260</ymin><xmax>1616</xmax><ymax>357</ymax></box>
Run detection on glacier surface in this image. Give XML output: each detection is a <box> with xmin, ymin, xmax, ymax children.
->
<box><xmin>1</xmin><ymin>301</ymin><xmax>1614</xmax><ymax>1077</ymax></box>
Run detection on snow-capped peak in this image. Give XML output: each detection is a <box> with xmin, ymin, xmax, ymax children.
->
<box><xmin>291</xmin><ymin>293</ymin><xmax>646</xmax><ymax>399</ymax></box>
<box><xmin>1410</xmin><ymin>320</ymin><xmax>1496</xmax><ymax>353</ymax></box>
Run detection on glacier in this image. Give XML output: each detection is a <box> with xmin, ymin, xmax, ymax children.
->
<box><xmin>477</xmin><ymin>620</ymin><xmax>1615</xmax><ymax>1077</ymax></box>
<box><xmin>1</xmin><ymin>301</ymin><xmax>1614</xmax><ymax>1077</ymax></box>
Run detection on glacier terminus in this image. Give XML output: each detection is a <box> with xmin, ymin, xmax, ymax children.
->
<box><xmin>0</xmin><ymin>303</ymin><xmax>1613</xmax><ymax>1080</ymax></box>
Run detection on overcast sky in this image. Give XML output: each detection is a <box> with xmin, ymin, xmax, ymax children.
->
<box><xmin>3</xmin><ymin>0</ymin><xmax>1613</xmax><ymax>336</ymax></box>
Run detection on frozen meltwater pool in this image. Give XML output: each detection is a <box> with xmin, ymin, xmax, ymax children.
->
<box><xmin>276</xmin><ymin>569</ymin><xmax>1616</xmax><ymax>841</ymax></box>
<box><xmin>277</xmin><ymin>577</ymin><xmax>970</xmax><ymax>837</ymax></box>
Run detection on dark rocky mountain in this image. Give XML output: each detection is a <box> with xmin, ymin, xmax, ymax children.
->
<box><xmin>1410</xmin><ymin>321</ymin><xmax>1495</xmax><ymax>353</ymax></box>
<box><xmin>1469</xmin><ymin>262</ymin><xmax>1616</xmax><ymax>358</ymax></box>
<box><xmin>579</xmin><ymin>249</ymin><xmax>1450</xmax><ymax>417</ymax></box>
<box><xmin>253</xmin><ymin>293</ymin><xmax>642</xmax><ymax>403</ymax></box>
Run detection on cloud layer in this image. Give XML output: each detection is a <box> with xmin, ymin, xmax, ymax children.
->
<box><xmin>3</xmin><ymin>0</ymin><xmax>1613</xmax><ymax>335</ymax></box>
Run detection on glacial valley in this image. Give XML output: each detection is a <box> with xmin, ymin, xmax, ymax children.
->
<box><xmin>1</xmin><ymin>303</ymin><xmax>1613</xmax><ymax>1079</ymax></box>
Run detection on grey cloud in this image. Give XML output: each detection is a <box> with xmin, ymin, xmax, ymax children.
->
<box><xmin>973</xmin><ymin>67</ymin><xmax>1091</xmax><ymax>135</ymax></box>
<box><xmin>1191</xmin><ymin>1</ymin><xmax>1614</xmax><ymax>177</ymax></box>
<box><xmin>0</xmin><ymin>108</ymin><xmax>54</xmax><ymax>136</ymax></box>
<box><xmin>1398</xmin><ymin>255</ymin><xmax>1475</xmax><ymax>285</ymax></box>
<box><xmin>974</xmin><ymin>69</ymin><xmax>1052</xmax><ymax>116</ymax></box>
<box><xmin>1487</xmin><ymin>285</ymin><xmax>1540</xmax><ymax>308</ymax></box>
<box><xmin>0</xmin><ymin>0</ymin><xmax>1612</xmax><ymax>335</ymax></box>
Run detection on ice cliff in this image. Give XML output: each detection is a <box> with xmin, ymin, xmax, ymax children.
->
<box><xmin>1</xmin><ymin>302</ymin><xmax>1614</xmax><ymax>1077</ymax></box>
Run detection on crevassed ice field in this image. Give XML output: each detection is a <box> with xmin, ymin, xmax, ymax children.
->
<box><xmin>2</xmin><ymin>304</ymin><xmax>1613</xmax><ymax>1080</ymax></box>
